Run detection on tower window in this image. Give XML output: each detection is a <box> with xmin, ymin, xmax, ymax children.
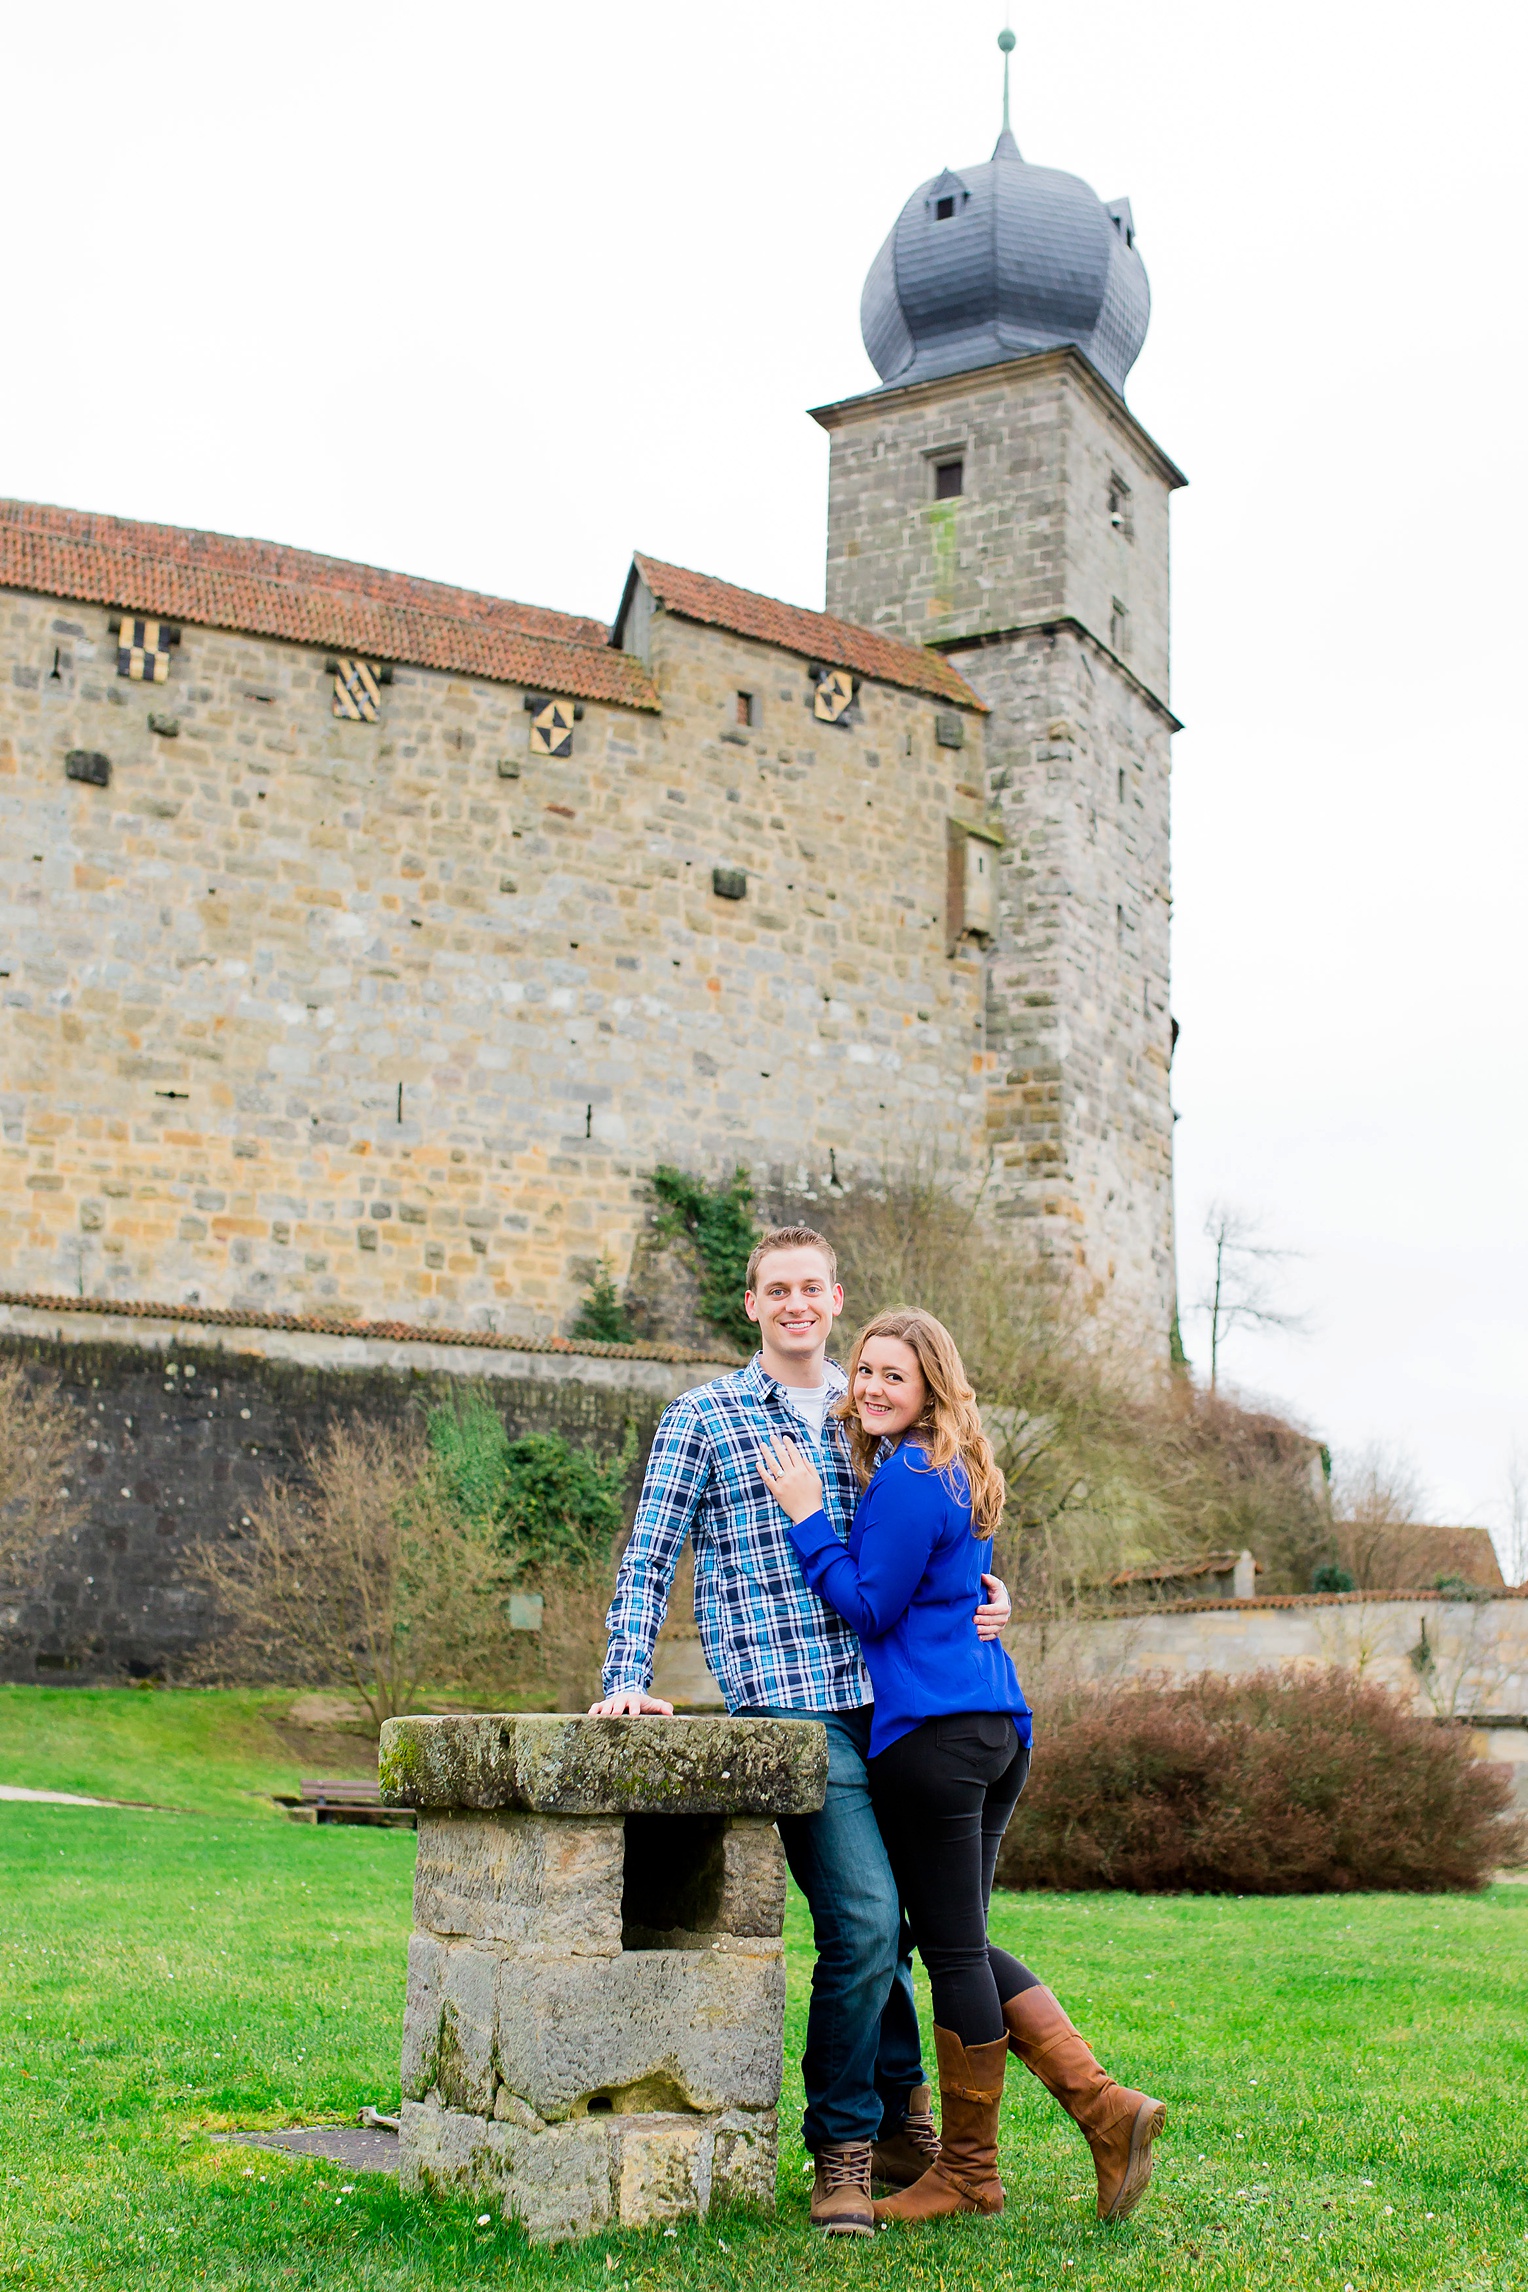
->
<box><xmin>1118</xmin><ymin>767</ymin><xmax>1126</xmax><ymax>803</ymax></box>
<box><xmin>935</xmin><ymin>195</ymin><xmax>956</xmax><ymax>221</ymax></box>
<box><xmin>1108</xmin><ymin>473</ymin><xmax>1134</xmax><ymax>538</ymax></box>
<box><xmin>934</xmin><ymin>458</ymin><xmax>964</xmax><ymax>501</ymax></box>
<box><xmin>1110</xmin><ymin>598</ymin><xmax>1131</xmax><ymax>656</ymax></box>
<box><xmin>735</xmin><ymin>691</ymin><xmax>756</xmax><ymax>727</ymax></box>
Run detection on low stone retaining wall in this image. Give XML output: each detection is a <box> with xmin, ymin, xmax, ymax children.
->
<box><xmin>0</xmin><ymin>1299</ymin><xmax>734</xmax><ymax>1682</ymax></box>
<box><xmin>1007</xmin><ymin>1589</ymin><xmax>1528</xmax><ymax>1805</ymax></box>
<box><xmin>378</xmin><ymin>1713</ymin><xmax>826</xmax><ymax>2241</ymax></box>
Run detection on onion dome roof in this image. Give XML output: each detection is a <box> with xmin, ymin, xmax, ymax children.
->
<box><xmin>861</xmin><ymin>121</ymin><xmax>1150</xmax><ymax>401</ymax></box>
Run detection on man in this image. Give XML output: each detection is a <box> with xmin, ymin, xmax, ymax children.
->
<box><xmin>590</xmin><ymin>1225</ymin><xmax>1012</xmax><ymax>2235</ymax></box>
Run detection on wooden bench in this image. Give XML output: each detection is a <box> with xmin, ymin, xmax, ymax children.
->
<box><xmin>272</xmin><ymin>1779</ymin><xmax>416</xmax><ymax>1829</ymax></box>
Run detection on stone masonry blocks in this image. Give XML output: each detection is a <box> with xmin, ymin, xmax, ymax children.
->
<box><xmin>379</xmin><ymin>1711</ymin><xmax>827</xmax><ymax>1817</ymax></box>
<box><xmin>399</xmin><ymin>2100</ymin><xmax>778</xmax><ymax>2243</ymax></box>
<box><xmin>0</xmin><ymin>586</ymin><xmax>987</xmax><ymax>1337</ymax></box>
<box><xmin>818</xmin><ymin>347</ymin><xmax>1181</xmax><ymax>1347</ymax></box>
<box><xmin>411</xmin><ymin>1814</ymin><xmax>625</xmax><ymax>1953</ymax></box>
<box><xmin>403</xmin><ymin>1942</ymin><xmax>786</xmax><ymax>2120</ymax></box>
<box><xmin>390</xmin><ymin>1715</ymin><xmax>821</xmax><ymax>2239</ymax></box>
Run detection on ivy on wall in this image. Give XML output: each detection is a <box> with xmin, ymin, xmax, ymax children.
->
<box><xmin>650</xmin><ymin>1164</ymin><xmax>760</xmax><ymax>1354</ymax></box>
<box><xmin>426</xmin><ymin>1390</ymin><xmax>635</xmax><ymax>1577</ymax></box>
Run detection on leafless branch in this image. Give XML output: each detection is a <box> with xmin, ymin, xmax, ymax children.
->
<box><xmin>1195</xmin><ymin>1199</ymin><xmax>1311</xmax><ymax>1391</ymax></box>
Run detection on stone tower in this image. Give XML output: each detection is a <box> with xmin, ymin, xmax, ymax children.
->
<box><xmin>813</xmin><ymin>92</ymin><xmax>1185</xmax><ymax>1347</ymax></box>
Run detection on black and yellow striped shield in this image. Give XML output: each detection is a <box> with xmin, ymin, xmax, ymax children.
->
<box><xmin>333</xmin><ymin>657</ymin><xmax>382</xmax><ymax>721</ymax></box>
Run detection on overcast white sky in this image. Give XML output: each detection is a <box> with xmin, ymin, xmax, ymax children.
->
<box><xmin>4</xmin><ymin>2</ymin><xmax>1523</xmax><ymax>1557</ymax></box>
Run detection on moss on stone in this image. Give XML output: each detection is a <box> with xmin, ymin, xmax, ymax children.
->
<box><xmin>378</xmin><ymin>1714</ymin><xmax>826</xmax><ymax>1816</ymax></box>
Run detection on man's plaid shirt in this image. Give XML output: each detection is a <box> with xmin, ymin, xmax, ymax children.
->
<box><xmin>602</xmin><ymin>1352</ymin><xmax>871</xmax><ymax>1714</ymax></box>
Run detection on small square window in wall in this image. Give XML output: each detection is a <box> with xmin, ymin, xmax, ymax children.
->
<box><xmin>934</xmin><ymin>458</ymin><xmax>964</xmax><ymax>502</ymax></box>
<box><xmin>735</xmin><ymin>691</ymin><xmax>755</xmax><ymax>728</ymax></box>
<box><xmin>1110</xmin><ymin>598</ymin><xmax>1131</xmax><ymax>657</ymax></box>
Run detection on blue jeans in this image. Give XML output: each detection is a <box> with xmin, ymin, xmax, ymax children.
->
<box><xmin>741</xmin><ymin>1705</ymin><xmax>925</xmax><ymax>2150</ymax></box>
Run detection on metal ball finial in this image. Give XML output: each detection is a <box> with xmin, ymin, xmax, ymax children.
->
<box><xmin>997</xmin><ymin>23</ymin><xmax>1017</xmax><ymax>140</ymax></box>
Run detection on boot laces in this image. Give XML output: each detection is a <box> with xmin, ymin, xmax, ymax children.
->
<box><xmin>903</xmin><ymin>2111</ymin><xmax>941</xmax><ymax>2163</ymax></box>
<box><xmin>818</xmin><ymin>2141</ymin><xmax>872</xmax><ymax>2190</ymax></box>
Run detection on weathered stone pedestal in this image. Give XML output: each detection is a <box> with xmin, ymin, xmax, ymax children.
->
<box><xmin>378</xmin><ymin>1713</ymin><xmax>827</xmax><ymax>2242</ymax></box>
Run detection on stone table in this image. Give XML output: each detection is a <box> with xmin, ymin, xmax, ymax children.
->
<box><xmin>378</xmin><ymin>1713</ymin><xmax>828</xmax><ymax>2242</ymax></box>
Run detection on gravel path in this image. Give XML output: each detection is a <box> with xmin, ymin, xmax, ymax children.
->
<box><xmin>0</xmin><ymin>1783</ymin><xmax>117</xmax><ymax>1805</ymax></box>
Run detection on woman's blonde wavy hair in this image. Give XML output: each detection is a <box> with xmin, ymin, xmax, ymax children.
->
<box><xmin>832</xmin><ymin>1307</ymin><xmax>1006</xmax><ymax>1536</ymax></box>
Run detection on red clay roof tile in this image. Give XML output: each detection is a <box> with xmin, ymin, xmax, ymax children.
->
<box><xmin>631</xmin><ymin>553</ymin><xmax>986</xmax><ymax>710</ymax></box>
<box><xmin>0</xmin><ymin>498</ymin><xmax>660</xmax><ymax>712</ymax></box>
<box><xmin>0</xmin><ymin>1289</ymin><xmax>740</xmax><ymax>1366</ymax></box>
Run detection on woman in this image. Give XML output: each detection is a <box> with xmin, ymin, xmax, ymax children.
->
<box><xmin>759</xmin><ymin>1307</ymin><xmax>1163</xmax><ymax>2229</ymax></box>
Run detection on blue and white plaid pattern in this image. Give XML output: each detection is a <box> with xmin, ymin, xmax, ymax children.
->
<box><xmin>602</xmin><ymin>1352</ymin><xmax>871</xmax><ymax>1714</ymax></box>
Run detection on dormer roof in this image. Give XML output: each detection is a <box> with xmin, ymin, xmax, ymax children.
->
<box><xmin>617</xmin><ymin>553</ymin><xmax>985</xmax><ymax>710</ymax></box>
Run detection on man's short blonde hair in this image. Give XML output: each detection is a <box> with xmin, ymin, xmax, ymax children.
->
<box><xmin>745</xmin><ymin>1225</ymin><xmax>838</xmax><ymax>1293</ymax></box>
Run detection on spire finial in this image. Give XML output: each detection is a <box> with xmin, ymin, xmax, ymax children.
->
<box><xmin>994</xmin><ymin>24</ymin><xmax>1020</xmax><ymax>159</ymax></box>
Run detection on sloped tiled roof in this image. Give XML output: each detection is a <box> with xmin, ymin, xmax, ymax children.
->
<box><xmin>0</xmin><ymin>1289</ymin><xmax>741</xmax><ymax>1367</ymax></box>
<box><xmin>1110</xmin><ymin>1549</ymin><xmax>1258</xmax><ymax>1588</ymax></box>
<box><xmin>629</xmin><ymin>552</ymin><xmax>986</xmax><ymax>710</ymax></box>
<box><xmin>1358</xmin><ymin>1524</ymin><xmax>1508</xmax><ymax>1592</ymax></box>
<box><xmin>0</xmin><ymin>498</ymin><xmax>659</xmax><ymax>711</ymax></box>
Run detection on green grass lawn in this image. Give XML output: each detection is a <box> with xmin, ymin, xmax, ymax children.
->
<box><xmin>0</xmin><ymin>1686</ymin><xmax>377</xmax><ymax>1820</ymax></box>
<box><xmin>1</xmin><ymin>1693</ymin><xmax>1526</xmax><ymax>2291</ymax></box>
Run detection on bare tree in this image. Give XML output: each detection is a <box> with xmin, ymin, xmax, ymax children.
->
<box><xmin>1329</xmin><ymin>1441</ymin><xmax>1432</xmax><ymax>1590</ymax></box>
<box><xmin>1503</xmin><ymin>1445</ymin><xmax>1528</xmax><ymax>1590</ymax></box>
<box><xmin>0</xmin><ymin>1359</ymin><xmax>84</xmax><ymax>1597</ymax></box>
<box><xmin>1195</xmin><ymin>1201</ymin><xmax>1310</xmax><ymax>1392</ymax></box>
<box><xmin>189</xmin><ymin>1417</ymin><xmax>516</xmax><ymax>1730</ymax></box>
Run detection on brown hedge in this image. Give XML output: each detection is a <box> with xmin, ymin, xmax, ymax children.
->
<box><xmin>994</xmin><ymin>1669</ymin><xmax>1526</xmax><ymax>1893</ymax></box>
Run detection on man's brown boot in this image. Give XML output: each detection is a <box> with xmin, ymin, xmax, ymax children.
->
<box><xmin>1002</xmin><ymin>1985</ymin><xmax>1165</xmax><ymax>2222</ymax></box>
<box><xmin>873</xmin><ymin>2028</ymin><xmax>1007</xmax><ymax>2225</ymax></box>
<box><xmin>809</xmin><ymin>2140</ymin><xmax>875</xmax><ymax>2236</ymax></box>
<box><xmin>870</xmin><ymin>2083</ymin><xmax>941</xmax><ymax>2188</ymax></box>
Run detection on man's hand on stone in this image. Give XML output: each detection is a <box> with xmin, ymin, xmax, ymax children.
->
<box><xmin>586</xmin><ymin>1690</ymin><xmax>675</xmax><ymax>1717</ymax></box>
<box><xmin>974</xmin><ymin>1573</ymin><xmax>1012</xmax><ymax>1642</ymax></box>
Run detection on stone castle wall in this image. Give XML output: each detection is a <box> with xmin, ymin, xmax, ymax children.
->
<box><xmin>967</xmin><ymin>630</ymin><xmax>1174</xmax><ymax>1325</ymax></box>
<box><xmin>819</xmin><ymin>350</ymin><xmax>1180</xmax><ymax>1335</ymax></box>
<box><xmin>0</xmin><ymin>1297</ymin><xmax>733</xmax><ymax>1683</ymax></box>
<box><xmin>1</xmin><ymin>586</ymin><xmax>986</xmax><ymax>1336</ymax></box>
<box><xmin>819</xmin><ymin>347</ymin><xmax>1174</xmax><ymax>700</ymax></box>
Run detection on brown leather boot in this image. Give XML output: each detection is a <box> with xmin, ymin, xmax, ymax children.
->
<box><xmin>808</xmin><ymin>2139</ymin><xmax>875</xmax><ymax>2236</ymax></box>
<box><xmin>872</xmin><ymin>2028</ymin><xmax>1007</xmax><ymax>2225</ymax></box>
<box><xmin>1002</xmin><ymin>1985</ymin><xmax>1164</xmax><ymax>2222</ymax></box>
<box><xmin>870</xmin><ymin>2083</ymin><xmax>941</xmax><ymax>2188</ymax></box>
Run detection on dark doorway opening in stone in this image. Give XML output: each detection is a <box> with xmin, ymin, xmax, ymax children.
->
<box><xmin>621</xmin><ymin>1812</ymin><xmax>726</xmax><ymax>1947</ymax></box>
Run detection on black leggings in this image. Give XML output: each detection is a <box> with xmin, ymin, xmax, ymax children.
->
<box><xmin>869</xmin><ymin>1712</ymin><xmax>1039</xmax><ymax>2047</ymax></box>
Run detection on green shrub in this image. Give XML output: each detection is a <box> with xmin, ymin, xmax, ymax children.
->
<box><xmin>570</xmin><ymin>1258</ymin><xmax>637</xmax><ymax>1345</ymax></box>
<box><xmin>1311</xmin><ymin>1562</ymin><xmax>1356</xmax><ymax>1593</ymax></box>
<box><xmin>496</xmin><ymin>1428</ymin><xmax>634</xmax><ymax>1577</ymax></box>
<box><xmin>995</xmin><ymin>1668</ymin><xmax>1525</xmax><ymax>1894</ymax></box>
<box><xmin>425</xmin><ymin>1392</ymin><xmax>634</xmax><ymax>1577</ymax></box>
<box><xmin>425</xmin><ymin>1388</ymin><xmax>510</xmax><ymax>1533</ymax></box>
